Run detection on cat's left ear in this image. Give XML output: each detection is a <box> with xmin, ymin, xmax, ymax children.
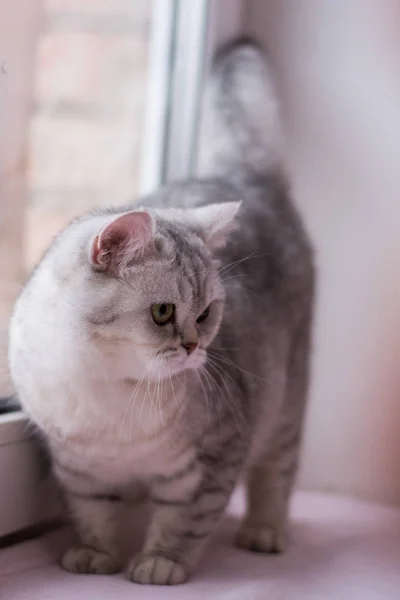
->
<box><xmin>90</xmin><ymin>210</ymin><xmax>154</xmax><ymax>272</ymax></box>
<box><xmin>193</xmin><ymin>201</ymin><xmax>242</xmax><ymax>250</ymax></box>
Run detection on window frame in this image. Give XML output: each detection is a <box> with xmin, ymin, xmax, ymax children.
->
<box><xmin>0</xmin><ymin>0</ymin><xmax>247</xmax><ymax>539</ymax></box>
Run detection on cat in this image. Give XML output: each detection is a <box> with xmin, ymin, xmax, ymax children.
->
<box><xmin>8</xmin><ymin>39</ymin><xmax>314</xmax><ymax>585</ymax></box>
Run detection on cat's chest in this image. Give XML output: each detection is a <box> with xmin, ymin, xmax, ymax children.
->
<box><xmin>54</xmin><ymin>429</ymin><xmax>188</xmax><ymax>487</ymax></box>
<box><xmin>45</xmin><ymin>380</ymin><xmax>191</xmax><ymax>486</ymax></box>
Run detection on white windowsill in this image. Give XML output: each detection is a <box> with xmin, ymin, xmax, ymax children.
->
<box><xmin>0</xmin><ymin>411</ymin><xmax>31</xmax><ymax>445</ymax></box>
<box><xmin>0</xmin><ymin>412</ymin><xmax>60</xmax><ymax>539</ymax></box>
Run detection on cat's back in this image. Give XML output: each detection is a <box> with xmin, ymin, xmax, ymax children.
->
<box><xmin>221</xmin><ymin>172</ymin><xmax>314</xmax><ymax>312</ymax></box>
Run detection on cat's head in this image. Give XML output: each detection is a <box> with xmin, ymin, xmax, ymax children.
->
<box><xmin>75</xmin><ymin>186</ymin><xmax>241</xmax><ymax>381</ymax></box>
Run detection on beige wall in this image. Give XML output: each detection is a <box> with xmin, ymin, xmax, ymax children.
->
<box><xmin>246</xmin><ymin>0</ymin><xmax>400</xmax><ymax>504</ymax></box>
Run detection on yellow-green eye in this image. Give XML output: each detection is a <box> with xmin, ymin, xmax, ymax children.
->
<box><xmin>151</xmin><ymin>303</ymin><xmax>175</xmax><ymax>325</ymax></box>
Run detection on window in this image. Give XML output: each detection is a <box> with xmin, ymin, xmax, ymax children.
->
<box><xmin>1</xmin><ymin>0</ymin><xmax>154</xmax><ymax>403</ymax></box>
<box><xmin>0</xmin><ymin>0</ymin><xmax>245</xmax><ymax>538</ymax></box>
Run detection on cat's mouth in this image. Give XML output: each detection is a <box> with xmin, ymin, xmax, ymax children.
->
<box><xmin>157</xmin><ymin>347</ymin><xmax>207</xmax><ymax>375</ymax></box>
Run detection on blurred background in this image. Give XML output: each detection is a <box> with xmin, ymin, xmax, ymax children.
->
<box><xmin>0</xmin><ymin>0</ymin><xmax>152</xmax><ymax>400</ymax></box>
<box><xmin>1</xmin><ymin>0</ymin><xmax>400</xmax><ymax>538</ymax></box>
<box><xmin>27</xmin><ymin>0</ymin><xmax>151</xmax><ymax>267</ymax></box>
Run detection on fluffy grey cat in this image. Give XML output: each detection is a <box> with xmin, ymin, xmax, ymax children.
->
<box><xmin>8</xmin><ymin>39</ymin><xmax>314</xmax><ymax>585</ymax></box>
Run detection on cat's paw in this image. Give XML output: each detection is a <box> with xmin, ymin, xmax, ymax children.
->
<box><xmin>127</xmin><ymin>554</ymin><xmax>187</xmax><ymax>585</ymax></box>
<box><xmin>235</xmin><ymin>524</ymin><xmax>286</xmax><ymax>554</ymax></box>
<box><xmin>61</xmin><ymin>546</ymin><xmax>121</xmax><ymax>575</ymax></box>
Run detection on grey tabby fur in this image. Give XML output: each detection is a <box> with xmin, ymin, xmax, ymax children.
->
<box><xmin>9</xmin><ymin>39</ymin><xmax>314</xmax><ymax>585</ymax></box>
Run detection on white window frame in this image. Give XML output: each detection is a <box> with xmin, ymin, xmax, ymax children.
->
<box><xmin>0</xmin><ymin>0</ymin><xmax>246</xmax><ymax>539</ymax></box>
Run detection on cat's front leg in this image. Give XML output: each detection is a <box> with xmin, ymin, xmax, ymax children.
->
<box><xmin>61</xmin><ymin>492</ymin><xmax>122</xmax><ymax>575</ymax></box>
<box><xmin>127</xmin><ymin>457</ymin><xmax>237</xmax><ymax>585</ymax></box>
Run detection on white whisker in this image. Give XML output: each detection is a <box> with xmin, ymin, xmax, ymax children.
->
<box><xmin>197</xmin><ymin>364</ymin><xmax>224</xmax><ymax>448</ymax></box>
<box><xmin>218</xmin><ymin>253</ymin><xmax>256</xmax><ymax>277</ymax></box>
<box><xmin>118</xmin><ymin>370</ymin><xmax>146</xmax><ymax>442</ymax></box>
<box><xmin>135</xmin><ymin>358</ymin><xmax>155</xmax><ymax>441</ymax></box>
<box><xmin>194</xmin><ymin>368</ymin><xmax>210</xmax><ymax>428</ymax></box>
<box><xmin>208</xmin><ymin>350</ymin><xmax>276</xmax><ymax>386</ymax></box>
<box><xmin>206</xmin><ymin>358</ymin><xmax>248</xmax><ymax>437</ymax></box>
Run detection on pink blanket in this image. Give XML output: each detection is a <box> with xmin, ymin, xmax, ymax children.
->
<box><xmin>2</xmin><ymin>489</ymin><xmax>400</xmax><ymax>599</ymax></box>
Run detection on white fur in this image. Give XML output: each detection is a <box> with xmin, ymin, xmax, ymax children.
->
<box><xmin>8</xmin><ymin>205</ymin><xmax>234</xmax><ymax>490</ymax></box>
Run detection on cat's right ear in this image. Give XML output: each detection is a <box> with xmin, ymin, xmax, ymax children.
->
<box><xmin>90</xmin><ymin>211</ymin><xmax>154</xmax><ymax>272</ymax></box>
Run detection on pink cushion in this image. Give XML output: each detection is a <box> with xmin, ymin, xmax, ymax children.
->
<box><xmin>1</xmin><ymin>489</ymin><xmax>400</xmax><ymax>598</ymax></box>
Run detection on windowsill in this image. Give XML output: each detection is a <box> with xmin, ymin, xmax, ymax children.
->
<box><xmin>0</xmin><ymin>411</ymin><xmax>31</xmax><ymax>445</ymax></box>
<box><xmin>0</xmin><ymin>411</ymin><xmax>60</xmax><ymax>539</ymax></box>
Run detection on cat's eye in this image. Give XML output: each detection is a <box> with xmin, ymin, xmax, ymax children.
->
<box><xmin>196</xmin><ymin>305</ymin><xmax>210</xmax><ymax>324</ymax></box>
<box><xmin>151</xmin><ymin>303</ymin><xmax>175</xmax><ymax>325</ymax></box>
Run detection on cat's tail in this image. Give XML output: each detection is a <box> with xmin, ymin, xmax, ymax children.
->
<box><xmin>196</xmin><ymin>38</ymin><xmax>283</xmax><ymax>179</ymax></box>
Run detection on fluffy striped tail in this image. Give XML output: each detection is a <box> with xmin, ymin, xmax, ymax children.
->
<box><xmin>197</xmin><ymin>38</ymin><xmax>283</xmax><ymax>179</ymax></box>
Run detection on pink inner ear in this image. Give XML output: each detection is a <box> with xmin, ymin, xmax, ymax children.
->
<box><xmin>91</xmin><ymin>211</ymin><xmax>153</xmax><ymax>269</ymax></box>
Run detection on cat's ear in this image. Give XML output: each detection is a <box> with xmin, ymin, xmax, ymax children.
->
<box><xmin>193</xmin><ymin>201</ymin><xmax>241</xmax><ymax>250</ymax></box>
<box><xmin>90</xmin><ymin>211</ymin><xmax>154</xmax><ymax>271</ymax></box>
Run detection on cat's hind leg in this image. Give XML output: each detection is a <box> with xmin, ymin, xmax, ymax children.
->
<box><xmin>236</xmin><ymin>322</ymin><xmax>311</xmax><ymax>553</ymax></box>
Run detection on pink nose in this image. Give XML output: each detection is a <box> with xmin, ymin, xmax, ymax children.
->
<box><xmin>182</xmin><ymin>342</ymin><xmax>198</xmax><ymax>355</ymax></box>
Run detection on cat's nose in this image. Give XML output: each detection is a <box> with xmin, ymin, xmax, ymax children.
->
<box><xmin>182</xmin><ymin>341</ymin><xmax>198</xmax><ymax>355</ymax></box>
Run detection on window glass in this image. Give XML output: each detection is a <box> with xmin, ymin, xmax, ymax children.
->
<box><xmin>0</xmin><ymin>0</ymin><xmax>153</xmax><ymax>398</ymax></box>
